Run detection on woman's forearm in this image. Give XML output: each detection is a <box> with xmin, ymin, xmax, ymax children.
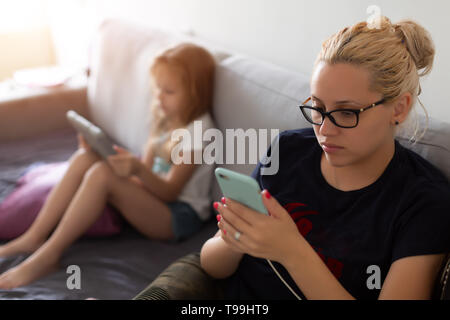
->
<box><xmin>282</xmin><ymin>239</ymin><xmax>356</xmax><ymax>300</ymax></box>
<box><xmin>200</xmin><ymin>233</ymin><xmax>244</xmax><ymax>279</ymax></box>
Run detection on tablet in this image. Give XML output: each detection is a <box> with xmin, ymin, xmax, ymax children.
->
<box><xmin>66</xmin><ymin>110</ymin><xmax>116</xmax><ymax>158</ymax></box>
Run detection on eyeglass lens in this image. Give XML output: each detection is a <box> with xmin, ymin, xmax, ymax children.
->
<box><xmin>302</xmin><ymin>106</ymin><xmax>358</xmax><ymax>128</ymax></box>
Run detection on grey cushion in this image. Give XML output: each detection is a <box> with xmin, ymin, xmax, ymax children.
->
<box><xmin>396</xmin><ymin>115</ymin><xmax>450</xmax><ymax>181</ymax></box>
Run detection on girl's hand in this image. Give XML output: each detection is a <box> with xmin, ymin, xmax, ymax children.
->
<box><xmin>129</xmin><ymin>176</ymin><xmax>144</xmax><ymax>187</ymax></box>
<box><xmin>215</xmin><ymin>190</ymin><xmax>307</xmax><ymax>265</ymax></box>
<box><xmin>77</xmin><ymin>134</ymin><xmax>91</xmax><ymax>151</ymax></box>
<box><xmin>107</xmin><ymin>145</ymin><xmax>141</xmax><ymax>178</ymax></box>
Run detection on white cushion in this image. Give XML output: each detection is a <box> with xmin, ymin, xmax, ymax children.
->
<box><xmin>87</xmin><ymin>19</ymin><xmax>229</xmax><ymax>156</ymax></box>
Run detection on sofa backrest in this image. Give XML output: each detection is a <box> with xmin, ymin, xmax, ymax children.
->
<box><xmin>88</xmin><ymin>19</ymin><xmax>449</xmax><ymax>206</ymax></box>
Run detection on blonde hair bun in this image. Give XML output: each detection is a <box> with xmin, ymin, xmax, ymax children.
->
<box><xmin>395</xmin><ymin>19</ymin><xmax>435</xmax><ymax>77</ymax></box>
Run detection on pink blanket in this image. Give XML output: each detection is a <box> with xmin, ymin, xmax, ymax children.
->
<box><xmin>0</xmin><ymin>161</ymin><xmax>123</xmax><ymax>240</ymax></box>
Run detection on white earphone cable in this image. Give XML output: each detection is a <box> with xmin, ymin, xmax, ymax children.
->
<box><xmin>266</xmin><ymin>259</ymin><xmax>302</xmax><ymax>300</ymax></box>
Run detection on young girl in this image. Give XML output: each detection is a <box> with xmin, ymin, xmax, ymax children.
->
<box><xmin>0</xmin><ymin>42</ymin><xmax>216</xmax><ymax>289</ymax></box>
<box><xmin>201</xmin><ymin>17</ymin><xmax>450</xmax><ymax>299</ymax></box>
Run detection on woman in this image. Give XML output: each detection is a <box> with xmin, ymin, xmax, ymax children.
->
<box><xmin>201</xmin><ymin>16</ymin><xmax>450</xmax><ymax>300</ymax></box>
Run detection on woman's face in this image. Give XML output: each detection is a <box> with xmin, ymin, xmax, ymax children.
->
<box><xmin>310</xmin><ymin>62</ymin><xmax>395</xmax><ymax>168</ymax></box>
<box><xmin>153</xmin><ymin>63</ymin><xmax>189</xmax><ymax>122</ymax></box>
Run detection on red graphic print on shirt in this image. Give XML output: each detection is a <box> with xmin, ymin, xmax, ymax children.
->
<box><xmin>283</xmin><ymin>202</ymin><xmax>344</xmax><ymax>279</ymax></box>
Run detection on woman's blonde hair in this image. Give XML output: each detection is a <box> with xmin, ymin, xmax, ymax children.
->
<box><xmin>145</xmin><ymin>43</ymin><xmax>215</xmax><ymax>162</ymax></box>
<box><xmin>314</xmin><ymin>16</ymin><xmax>435</xmax><ymax>142</ymax></box>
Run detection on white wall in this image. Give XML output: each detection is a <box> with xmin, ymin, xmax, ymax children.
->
<box><xmin>0</xmin><ymin>27</ymin><xmax>56</xmax><ymax>80</ymax></box>
<box><xmin>74</xmin><ymin>0</ymin><xmax>450</xmax><ymax>121</ymax></box>
<box><xmin>0</xmin><ymin>0</ymin><xmax>56</xmax><ymax>80</ymax></box>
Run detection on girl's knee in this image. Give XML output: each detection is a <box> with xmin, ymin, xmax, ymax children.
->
<box><xmin>71</xmin><ymin>149</ymin><xmax>102</xmax><ymax>170</ymax></box>
<box><xmin>83</xmin><ymin>161</ymin><xmax>112</xmax><ymax>185</ymax></box>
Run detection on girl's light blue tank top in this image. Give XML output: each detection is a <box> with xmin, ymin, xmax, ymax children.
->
<box><xmin>152</xmin><ymin>156</ymin><xmax>172</xmax><ymax>174</ymax></box>
<box><xmin>150</xmin><ymin>130</ymin><xmax>172</xmax><ymax>174</ymax></box>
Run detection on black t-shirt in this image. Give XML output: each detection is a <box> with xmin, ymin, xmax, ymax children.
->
<box><xmin>224</xmin><ymin>127</ymin><xmax>450</xmax><ymax>300</ymax></box>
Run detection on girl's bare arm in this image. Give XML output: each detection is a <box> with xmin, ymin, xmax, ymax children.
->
<box><xmin>128</xmin><ymin>141</ymin><xmax>155</xmax><ymax>187</ymax></box>
<box><xmin>133</xmin><ymin>146</ymin><xmax>198</xmax><ymax>202</ymax></box>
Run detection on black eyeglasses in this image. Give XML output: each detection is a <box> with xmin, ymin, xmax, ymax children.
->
<box><xmin>298</xmin><ymin>96</ymin><xmax>386</xmax><ymax>129</ymax></box>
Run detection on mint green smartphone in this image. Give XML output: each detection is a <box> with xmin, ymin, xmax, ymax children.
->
<box><xmin>215</xmin><ymin>167</ymin><xmax>268</xmax><ymax>215</ymax></box>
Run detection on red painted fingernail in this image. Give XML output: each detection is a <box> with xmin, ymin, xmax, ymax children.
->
<box><xmin>221</xmin><ymin>197</ymin><xmax>226</xmax><ymax>204</ymax></box>
<box><xmin>213</xmin><ymin>202</ymin><xmax>219</xmax><ymax>210</ymax></box>
<box><xmin>216</xmin><ymin>214</ymin><xmax>221</xmax><ymax>222</ymax></box>
<box><xmin>223</xmin><ymin>229</ymin><xmax>227</xmax><ymax>235</ymax></box>
<box><xmin>264</xmin><ymin>190</ymin><xmax>271</xmax><ymax>199</ymax></box>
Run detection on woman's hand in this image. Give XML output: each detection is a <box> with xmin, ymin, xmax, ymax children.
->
<box><xmin>107</xmin><ymin>145</ymin><xmax>141</xmax><ymax>178</ymax></box>
<box><xmin>215</xmin><ymin>190</ymin><xmax>307</xmax><ymax>266</ymax></box>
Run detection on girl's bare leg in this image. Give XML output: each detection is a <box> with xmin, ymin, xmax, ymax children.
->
<box><xmin>0</xmin><ymin>161</ymin><xmax>173</xmax><ymax>289</ymax></box>
<box><xmin>0</xmin><ymin>148</ymin><xmax>101</xmax><ymax>258</ymax></box>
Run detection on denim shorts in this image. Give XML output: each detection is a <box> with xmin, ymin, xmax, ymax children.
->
<box><xmin>167</xmin><ymin>201</ymin><xmax>204</xmax><ymax>242</ymax></box>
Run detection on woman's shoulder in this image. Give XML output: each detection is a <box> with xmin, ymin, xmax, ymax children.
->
<box><xmin>277</xmin><ymin>127</ymin><xmax>317</xmax><ymax>149</ymax></box>
<box><xmin>280</xmin><ymin>127</ymin><xmax>315</xmax><ymax>139</ymax></box>
<box><xmin>263</xmin><ymin>127</ymin><xmax>319</xmax><ymax>169</ymax></box>
<box><xmin>394</xmin><ymin>142</ymin><xmax>450</xmax><ymax>213</ymax></box>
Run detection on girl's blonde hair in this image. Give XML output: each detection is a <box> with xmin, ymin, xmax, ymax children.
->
<box><xmin>314</xmin><ymin>16</ymin><xmax>435</xmax><ymax>142</ymax></box>
<box><xmin>145</xmin><ymin>43</ymin><xmax>215</xmax><ymax>162</ymax></box>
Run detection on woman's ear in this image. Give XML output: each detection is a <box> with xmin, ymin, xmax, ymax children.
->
<box><xmin>391</xmin><ymin>92</ymin><xmax>413</xmax><ymax>125</ymax></box>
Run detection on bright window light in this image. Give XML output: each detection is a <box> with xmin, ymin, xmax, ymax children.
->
<box><xmin>0</xmin><ymin>0</ymin><xmax>49</xmax><ymax>33</ymax></box>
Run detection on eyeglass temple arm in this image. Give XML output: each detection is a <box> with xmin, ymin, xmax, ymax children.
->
<box><xmin>360</xmin><ymin>99</ymin><xmax>385</xmax><ymax>112</ymax></box>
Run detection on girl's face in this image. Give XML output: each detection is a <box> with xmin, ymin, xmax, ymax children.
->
<box><xmin>310</xmin><ymin>62</ymin><xmax>395</xmax><ymax>168</ymax></box>
<box><xmin>153</xmin><ymin>63</ymin><xmax>189</xmax><ymax>122</ymax></box>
